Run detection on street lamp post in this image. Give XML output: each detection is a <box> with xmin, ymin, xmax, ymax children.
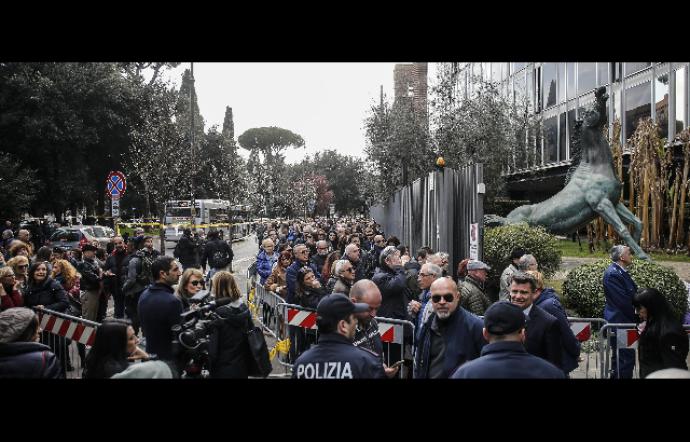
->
<box><xmin>189</xmin><ymin>61</ymin><xmax>196</xmax><ymax>227</ymax></box>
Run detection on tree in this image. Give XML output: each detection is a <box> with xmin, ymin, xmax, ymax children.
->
<box><xmin>0</xmin><ymin>152</ymin><xmax>41</xmax><ymax>220</ymax></box>
<box><xmin>238</xmin><ymin>127</ymin><xmax>305</xmax><ymax>217</ymax></box>
<box><xmin>430</xmin><ymin>63</ymin><xmax>539</xmax><ymax>213</ymax></box>
<box><xmin>364</xmin><ymin>92</ymin><xmax>435</xmax><ymax>204</ymax></box>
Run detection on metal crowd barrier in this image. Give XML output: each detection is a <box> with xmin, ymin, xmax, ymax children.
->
<box><xmin>253</xmin><ymin>283</ymin><xmax>286</xmax><ymax>339</ymax></box>
<box><xmin>276</xmin><ymin>302</ymin><xmax>416</xmax><ymax>378</ymax></box>
<box><xmin>598</xmin><ymin>323</ymin><xmax>690</xmax><ymax>379</ymax></box>
<box><xmin>567</xmin><ymin>317</ymin><xmax>607</xmax><ymax>379</ymax></box>
<box><xmin>33</xmin><ymin>307</ymin><xmax>100</xmax><ymax>379</ymax></box>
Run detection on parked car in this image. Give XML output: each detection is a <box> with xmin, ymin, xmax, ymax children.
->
<box><xmin>47</xmin><ymin>225</ymin><xmax>115</xmax><ymax>250</ymax></box>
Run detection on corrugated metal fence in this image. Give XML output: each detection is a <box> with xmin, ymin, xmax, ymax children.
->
<box><xmin>370</xmin><ymin>165</ymin><xmax>484</xmax><ymax>275</ymax></box>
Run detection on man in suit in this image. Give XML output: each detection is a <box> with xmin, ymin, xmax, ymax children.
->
<box><xmin>509</xmin><ymin>272</ymin><xmax>562</xmax><ymax>369</ymax></box>
<box><xmin>451</xmin><ymin>301</ymin><xmax>564</xmax><ymax>379</ymax></box>
<box><xmin>603</xmin><ymin>245</ymin><xmax>638</xmax><ymax>379</ymax></box>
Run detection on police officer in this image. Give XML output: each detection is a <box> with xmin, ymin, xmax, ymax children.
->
<box><xmin>451</xmin><ymin>301</ymin><xmax>565</xmax><ymax>379</ymax></box>
<box><xmin>292</xmin><ymin>293</ymin><xmax>386</xmax><ymax>379</ymax></box>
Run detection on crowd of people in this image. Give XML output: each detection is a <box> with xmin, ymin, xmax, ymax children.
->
<box><xmin>1</xmin><ymin>215</ymin><xmax>689</xmax><ymax>379</ymax></box>
<box><xmin>252</xmin><ymin>218</ymin><xmax>689</xmax><ymax>379</ymax></box>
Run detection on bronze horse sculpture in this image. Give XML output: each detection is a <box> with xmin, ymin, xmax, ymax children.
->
<box><xmin>487</xmin><ymin>86</ymin><xmax>649</xmax><ymax>259</ymax></box>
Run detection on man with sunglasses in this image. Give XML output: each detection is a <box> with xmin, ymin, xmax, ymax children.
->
<box><xmin>413</xmin><ymin>277</ymin><xmax>486</xmax><ymax>378</ymax></box>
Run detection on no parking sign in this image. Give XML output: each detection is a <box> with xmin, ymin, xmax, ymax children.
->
<box><xmin>106</xmin><ymin>171</ymin><xmax>126</xmax><ymax>199</ymax></box>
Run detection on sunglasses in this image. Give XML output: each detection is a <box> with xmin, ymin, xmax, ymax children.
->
<box><xmin>190</xmin><ymin>280</ymin><xmax>204</xmax><ymax>286</ymax></box>
<box><xmin>18</xmin><ymin>265</ymin><xmax>29</xmax><ymax>269</ymax></box>
<box><xmin>431</xmin><ymin>293</ymin><xmax>455</xmax><ymax>303</ymax></box>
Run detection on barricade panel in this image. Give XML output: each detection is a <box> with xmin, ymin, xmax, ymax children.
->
<box><xmin>33</xmin><ymin>307</ymin><xmax>100</xmax><ymax>379</ymax></box>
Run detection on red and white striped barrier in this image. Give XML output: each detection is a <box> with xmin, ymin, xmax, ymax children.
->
<box><xmin>378</xmin><ymin>322</ymin><xmax>404</xmax><ymax>345</ymax></box>
<box><xmin>38</xmin><ymin>312</ymin><xmax>96</xmax><ymax>346</ymax></box>
<box><xmin>569</xmin><ymin>322</ymin><xmax>592</xmax><ymax>342</ymax></box>
<box><xmin>287</xmin><ymin>308</ymin><xmax>317</xmax><ymax>330</ymax></box>
<box><xmin>616</xmin><ymin>328</ymin><xmax>639</xmax><ymax>349</ymax></box>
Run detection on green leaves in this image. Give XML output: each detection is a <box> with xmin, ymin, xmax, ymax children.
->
<box><xmin>484</xmin><ymin>223</ymin><xmax>562</xmax><ymax>281</ymax></box>
<box><xmin>563</xmin><ymin>259</ymin><xmax>688</xmax><ymax>319</ymax></box>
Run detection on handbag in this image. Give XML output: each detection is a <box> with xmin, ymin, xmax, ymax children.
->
<box><xmin>246</xmin><ymin>320</ymin><xmax>272</xmax><ymax>378</ymax></box>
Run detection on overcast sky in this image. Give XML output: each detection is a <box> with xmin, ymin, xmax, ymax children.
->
<box><xmin>164</xmin><ymin>63</ymin><xmax>413</xmax><ymax>164</ymax></box>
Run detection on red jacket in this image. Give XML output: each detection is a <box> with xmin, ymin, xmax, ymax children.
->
<box><xmin>1</xmin><ymin>288</ymin><xmax>24</xmax><ymax>310</ymax></box>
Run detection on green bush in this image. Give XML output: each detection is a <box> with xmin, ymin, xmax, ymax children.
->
<box><xmin>484</xmin><ymin>224</ymin><xmax>562</xmax><ymax>291</ymax></box>
<box><xmin>562</xmin><ymin>259</ymin><xmax>688</xmax><ymax>319</ymax></box>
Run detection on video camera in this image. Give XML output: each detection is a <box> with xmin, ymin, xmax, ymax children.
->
<box><xmin>171</xmin><ymin>295</ymin><xmax>232</xmax><ymax>378</ymax></box>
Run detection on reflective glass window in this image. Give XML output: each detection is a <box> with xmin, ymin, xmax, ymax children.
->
<box><xmin>527</xmin><ymin>69</ymin><xmax>534</xmax><ymax>110</ymax></box>
<box><xmin>568</xmin><ymin>108</ymin><xmax>577</xmax><ymax>156</ymax></box>
<box><xmin>625</xmin><ymin>62</ymin><xmax>651</xmax><ymax>76</ymax></box>
<box><xmin>597</xmin><ymin>62</ymin><xmax>609</xmax><ymax>86</ymax></box>
<box><xmin>676</xmin><ymin>67</ymin><xmax>687</xmax><ymax>134</ymax></box>
<box><xmin>558</xmin><ymin>63</ymin><xmax>566</xmax><ymax>103</ymax></box>
<box><xmin>655</xmin><ymin>69</ymin><xmax>669</xmax><ymax>139</ymax></box>
<box><xmin>578</xmin><ymin>63</ymin><xmax>596</xmax><ymax>95</ymax></box>
<box><xmin>567</xmin><ymin>63</ymin><xmax>577</xmax><ymax>100</ymax></box>
<box><xmin>559</xmin><ymin>112</ymin><xmax>567</xmax><ymax>161</ymax></box>
<box><xmin>544</xmin><ymin>116</ymin><xmax>558</xmax><ymax>164</ymax></box>
<box><xmin>625</xmin><ymin>81</ymin><xmax>652</xmax><ymax>141</ymax></box>
<box><xmin>512</xmin><ymin>62</ymin><xmax>526</xmax><ymax>73</ymax></box>
<box><xmin>543</xmin><ymin>63</ymin><xmax>558</xmax><ymax>109</ymax></box>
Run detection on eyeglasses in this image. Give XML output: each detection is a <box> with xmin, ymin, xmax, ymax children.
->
<box><xmin>431</xmin><ymin>293</ymin><xmax>455</xmax><ymax>303</ymax></box>
<box><xmin>190</xmin><ymin>280</ymin><xmax>204</xmax><ymax>286</ymax></box>
<box><xmin>18</xmin><ymin>265</ymin><xmax>29</xmax><ymax>269</ymax></box>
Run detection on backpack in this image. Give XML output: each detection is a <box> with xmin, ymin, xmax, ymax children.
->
<box><xmin>210</xmin><ymin>248</ymin><xmax>230</xmax><ymax>269</ymax></box>
<box><xmin>135</xmin><ymin>251</ymin><xmax>155</xmax><ymax>286</ymax></box>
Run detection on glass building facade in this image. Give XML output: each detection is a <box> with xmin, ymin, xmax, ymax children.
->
<box><xmin>450</xmin><ymin>62</ymin><xmax>690</xmax><ymax>176</ymax></box>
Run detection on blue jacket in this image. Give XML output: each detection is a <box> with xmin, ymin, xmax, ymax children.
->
<box><xmin>451</xmin><ymin>341</ymin><xmax>565</xmax><ymax>379</ymax></box>
<box><xmin>286</xmin><ymin>260</ymin><xmax>320</xmax><ymax>304</ymax></box>
<box><xmin>292</xmin><ymin>333</ymin><xmax>386</xmax><ymax>379</ymax></box>
<box><xmin>535</xmin><ymin>287</ymin><xmax>581</xmax><ymax>374</ymax></box>
<box><xmin>256</xmin><ymin>250</ymin><xmax>278</xmax><ymax>285</ymax></box>
<box><xmin>414</xmin><ymin>307</ymin><xmax>487</xmax><ymax>378</ymax></box>
<box><xmin>0</xmin><ymin>342</ymin><xmax>63</xmax><ymax>378</ymax></box>
<box><xmin>138</xmin><ymin>282</ymin><xmax>183</xmax><ymax>360</ymax></box>
<box><xmin>603</xmin><ymin>262</ymin><xmax>637</xmax><ymax>323</ymax></box>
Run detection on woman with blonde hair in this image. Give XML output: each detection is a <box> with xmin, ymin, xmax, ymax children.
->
<box><xmin>9</xmin><ymin>241</ymin><xmax>33</xmax><ymax>260</ymax></box>
<box><xmin>175</xmin><ymin>268</ymin><xmax>205</xmax><ymax>311</ymax></box>
<box><xmin>207</xmin><ymin>271</ymin><xmax>253</xmax><ymax>378</ymax></box>
<box><xmin>0</xmin><ymin>266</ymin><xmax>23</xmax><ymax>310</ymax></box>
<box><xmin>6</xmin><ymin>256</ymin><xmax>30</xmax><ymax>296</ymax></box>
<box><xmin>264</xmin><ymin>250</ymin><xmax>291</xmax><ymax>297</ymax></box>
<box><xmin>52</xmin><ymin>259</ymin><xmax>81</xmax><ymax>300</ymax></box>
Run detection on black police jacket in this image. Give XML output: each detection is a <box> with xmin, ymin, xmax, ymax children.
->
<box><xmin>292</xmin><ymin>333</ymin><xmax>386</xmax><ymax>379</ymax></box>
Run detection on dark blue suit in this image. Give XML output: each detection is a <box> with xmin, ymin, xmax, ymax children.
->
<box><xmin>535</xmin><ymin>288</ymin><xmax>581</xmax><ymax>374</ymax></box>
<box><xmin>138</xmin><ymin>283</ymin><xmax>183</xmax><ymax>360</ymax></box>
<box><xmin>450</xmin><ymin>341</ymin><xmax>565</xmax><ymax>379</ymax></box>
<box><xmin>603</xmin><ymin>262</ymin><xmax>637</xmax><ymax>378</ymax></box>
<box><xmin>524</xmin><ymin>304</ymin><xmax>563</xmax><ymax>369</ymax></box>
<box><xmin>292</xmin><ymin>333</ymin><xmax>386</xmax><ymax>379</ymax></box>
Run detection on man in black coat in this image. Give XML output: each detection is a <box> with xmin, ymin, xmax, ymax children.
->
<box><xmin>103</xmin><ymin>236</ymin><xmax>128</xmax><ymax>319</ymax></box>
<box><xmin>202</xmin><ymin>229</ymin><xmax>233</xmax><ymax>283</ymax></box>
<box><xmin>174</xmin><ymin>228</ymin><xmax>200</xmax><ymax>270</ymax></box>
<box><xmin>138</xmin><ymin>257</ymin><xmax>183</xmax><ymax>360</ymax></box>
<box><xmin>509</xmin><ymin>272</ymin><xmax>563</xmax><ymax>369</ymax></box>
